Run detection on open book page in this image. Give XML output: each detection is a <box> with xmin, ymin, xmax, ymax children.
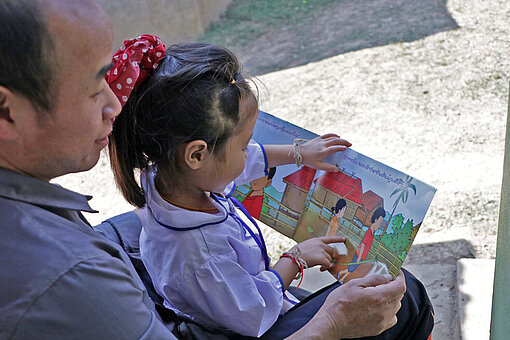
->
<box><xmin>233</xmin><ymin>111</ymin><xmax>436</xmax><ymax>280</ymax></box>
<box><xmin>233</xmin><ymin>111</ymin><xmax>319</xmax><ymax>237</ymax></box>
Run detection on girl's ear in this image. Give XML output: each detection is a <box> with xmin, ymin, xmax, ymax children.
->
<box><xmin>183</xmin><ymin>140</ymin><xmax>210</xmax><ymax>170</ymax></box>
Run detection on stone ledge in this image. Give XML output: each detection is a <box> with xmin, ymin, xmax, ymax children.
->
<box><xmin>456</xmin><ymin>258</ymin><xmax>494</xmax><ymax>340</ymax></box>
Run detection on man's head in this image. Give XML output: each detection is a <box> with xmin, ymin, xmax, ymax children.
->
<box><xmin>0</xmin><ymin>0</ymin><xmax>121</xmax><ymax>181</ymax></box>
<box><xmin>370</xmin><ymin>206</ymin><xmax>386</xmax><ymax>230</ymax></box>
<box><xmin>0</xmin><ymin>0</ymin><xmax>54</xmax><ymax>113</ymax></box>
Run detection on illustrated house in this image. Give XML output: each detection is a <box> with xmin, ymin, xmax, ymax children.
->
<box><xmin>355</xmin><ymin>190</ymin><xmax>384</xmax><ymax>227</ymax></box>
<box><xmin>281</xmin><ymin>166</ymin><xmax>317</xmax><ymax>218</ymax></box>
<box><xmin>311</xmin><ymin>171</ymin><xmax>365</xmax><ymax>221</ymax></box>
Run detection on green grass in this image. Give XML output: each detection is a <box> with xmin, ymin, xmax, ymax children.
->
<box><xmin>198</xmin><ymin>0</ymin><xmax>342</xmax><ymax>47</ymax></box>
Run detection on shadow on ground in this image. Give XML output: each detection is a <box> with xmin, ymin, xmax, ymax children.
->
<box><xmin>202</xmin><ymin>0</ymin><xmax>459</xmax><ymax>75</ymax></box>
<box><xmin>406</xmin><ymin>239</ymin><xmax>476</xmax><ymax>265</ymax></box>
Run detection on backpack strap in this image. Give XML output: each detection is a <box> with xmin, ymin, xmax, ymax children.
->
<box><xmin>94</xmin><ymin>211</ymin><xmax>164</xmax><ymax>306</ymax></box>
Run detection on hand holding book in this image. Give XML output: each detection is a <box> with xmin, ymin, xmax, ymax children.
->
<box><xmin>297</xmin><ymin>133</ymin><xmax>351</xmax><ymax>172</ymax></box>
<box><xmin>272</xmin><ymin>235</ymin><xmax>345</xmax><ymax>289</ymax></box>
<box><xmin>264</xmin><ymin>133</ymin><xmax>351</xmax><ymax>171</ymax></box>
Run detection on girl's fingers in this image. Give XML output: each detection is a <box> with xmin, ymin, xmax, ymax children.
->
<box><xmin>314</xmin><ymin>162</ymin><xmax>340</xmax><ymax>173</ymax></box>
<box><xmin>322</xmin><ymin>145</ymin><xmax>349</xmax><ymax>157</ymax></box>
<box><xmin>320</xmin><ymin>236</ymin><xmax>346</xmax><ymax>244</ymax></box>
<box><xmin>325</xmin><ymin>245</ymin><xmax>336</xmax><ymax>257</ymax></box>
<box><xmin>323</xmin><ymin>137</ymin><xmax>351</xmax><ymax>147</ymax></box>
<box><xmin>320</xmin><ymin>133</ymin><xmax>340</xmax><ymax>139</ymax></box>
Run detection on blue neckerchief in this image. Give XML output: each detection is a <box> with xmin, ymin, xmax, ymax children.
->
<box><xmin>229</xmin><ymin>196</ymin><xmax>271</xmax><ymax>271</ymax></box>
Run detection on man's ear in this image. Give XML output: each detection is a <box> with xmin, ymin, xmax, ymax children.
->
<box><xmin>183</xmin><ymin>140</ymin><xmax>210</xmax><ymax>170</ymax></box>
<box><xmin>0</xmin><ymin>86</ymin><xmax>20</xmax><ymax>140</ymax></box>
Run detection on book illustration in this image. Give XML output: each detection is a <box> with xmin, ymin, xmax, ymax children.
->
<box><xmin>234</xmin><ymin>111</ymin><xmax>436</xmax><ymax>280</ymax></box>
<box><xmin>241</xmin><ymin>167</ymin><xmax>277</xmax><ymax>219</ymax></box>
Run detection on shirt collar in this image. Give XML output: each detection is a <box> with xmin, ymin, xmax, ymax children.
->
<box><xmin>141</xmin><ymin>167</ymin><xmax>231</xmax><ymax>230</ymax></box>
<box><xmin>0</xmin><ymin>167</ymin><xmax>98</xmax><ymax>213</ymax></box>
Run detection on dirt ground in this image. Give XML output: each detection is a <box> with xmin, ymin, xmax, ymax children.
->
<box><xmin>55</xmin><ymin>0</ymin><xmax>510</xmax><ymax>268</ymax></box>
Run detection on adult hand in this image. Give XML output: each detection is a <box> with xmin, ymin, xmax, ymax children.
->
<box><xmin>294</xmin><ymin>236</ymin><xmax>345</xmax><ymax>271</ymax></box>
<box><xmin>286</xmin><ymin>271</ymin><xmax>406</xmax><ymax>340</ymax></box>
<box><xmin>300</xmin><ymin>133</ymin><xmax>352</xmax><ymax>172</ymax></box>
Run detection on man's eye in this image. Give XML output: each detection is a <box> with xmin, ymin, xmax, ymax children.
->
<box><xmin>92</xmin><ymin>88</ymin><xmax>105</xmax><ymax>98</ymax></box>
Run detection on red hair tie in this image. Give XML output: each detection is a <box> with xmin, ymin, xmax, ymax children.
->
<box><xmin>105</xmin><ymin>34</ymin><xmax>166</xmax><ymax>107</ymax></box>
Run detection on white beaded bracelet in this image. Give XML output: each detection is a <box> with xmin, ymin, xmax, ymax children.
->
<box><xmin>288</xmin><ymin>138</ymin><xmax>308</xmax><ymax>167</ymax></box>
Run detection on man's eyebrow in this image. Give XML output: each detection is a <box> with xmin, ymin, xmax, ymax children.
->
<box><xmin>96</xmin><ymin>62</ymin><xmax>114</xmax><ymax>80</ymax></box>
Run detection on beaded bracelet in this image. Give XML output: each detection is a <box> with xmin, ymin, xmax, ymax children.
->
<box><xmin>288</xmin><ymin>139</ymin><xmax>308</xmax><ymax>167</ymax></box>
<box><xmin>280</xmin><ymin>246</ymin><xmax>308</xmax><ymax>288</ymax></box>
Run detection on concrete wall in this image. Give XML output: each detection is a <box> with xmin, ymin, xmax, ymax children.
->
<box><xmin>97</xmin><ymin>0</ymin><xmax>232</xmax><ymax>50</ymax></box>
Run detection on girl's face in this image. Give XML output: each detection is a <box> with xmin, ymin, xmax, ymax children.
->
<box><xmin>203</xmin><ymin>95</ymin><xmax>259</xmax><ymax>193</ymax></box>
<box><xmin>336</xmin><ymin>205</ymin><xmax>347</xmax><ymax>219</ymax></box>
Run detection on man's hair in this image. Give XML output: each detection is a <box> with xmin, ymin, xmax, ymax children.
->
<box><xmin>0</xmin><ymin>0</ymin><xmax>55</xmax><ymax>112</ymax></box>
<box><xmin>267</xmin><ymin>167</ymin><xmax>277</xmax><ymax>180</ymax></box>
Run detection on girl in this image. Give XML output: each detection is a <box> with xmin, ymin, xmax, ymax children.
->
<box><xmin>326</xmin><ymin>198</ymin><xmax>350</xmax><ymax>274</ymax></box>
<box><xmin>327</xmin><ymin>198</ymin><xmax>348</xmax><ymax>238</ymax></box>
<box><xmin>106</xmin><ymin>35</ymin><xmax>351</xmax><ymax>337</ymax></box>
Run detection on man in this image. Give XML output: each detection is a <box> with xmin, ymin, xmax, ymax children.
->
<box><xmin>0</xmin><ymin>0</ymin><xmax>432</xmax><ymax>339</ymax></box>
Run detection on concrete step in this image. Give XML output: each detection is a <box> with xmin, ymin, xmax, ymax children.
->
<box><xmin>456</xmin><ymin>259</ymin><xmax>495</xmax><ymax>340</ymax></box>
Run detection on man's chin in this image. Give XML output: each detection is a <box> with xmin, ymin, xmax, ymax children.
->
<box><xmin>58</xmin><ymin>153</ymin><xmax>102</xmax><ymax>178</ymax></box>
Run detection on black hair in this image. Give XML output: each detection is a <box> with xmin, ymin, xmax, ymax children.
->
<box><xmin>0</xmin><ymin>0</ymin><xmax>55</xmax><ymax>112</ymax></box>
<box><xmin>109</xmin><ymin>42</ymin><xmax>257</xmax><ymax>208</ymax></box>
<box><xmin>267</xmin><ymin>167</ymin><xmax>276</xmax><ymax>180</ymax></box>
<box><xmin>331</xmin><ymin>198</ymin><xmax>347</xmax><ymax>214</ymax></box>
<box><xmin>371</xmin><ymin>206</ymin><xmax>386</xmax><ymax>223</ymax></box>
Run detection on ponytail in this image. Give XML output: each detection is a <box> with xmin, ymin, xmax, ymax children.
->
<box><xmin>108</xmin><ymin>104</ymin><xmax>147</xmax><ymax>208</ymax></box>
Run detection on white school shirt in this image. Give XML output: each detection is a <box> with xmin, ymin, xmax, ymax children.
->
<box><xmin>139</xmin><ymin>141</ymin><xmax>297</xmax><ymax>337</ymax></box>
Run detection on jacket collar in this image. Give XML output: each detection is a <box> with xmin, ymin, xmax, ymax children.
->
<box><xmin>0</xmin><ymin>167</ymin><xmax>97</xmax><ymax>213</ymax></box>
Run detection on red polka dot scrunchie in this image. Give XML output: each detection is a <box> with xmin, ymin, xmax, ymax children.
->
<box><xmin>105</xmin><ymin>34</ymin><xmax>166</xmax><ymax>107</ymax></box>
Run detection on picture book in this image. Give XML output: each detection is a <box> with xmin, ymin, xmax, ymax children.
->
<box><xmin>234</xmin><ymin>111</ymin><xmax>436</xmax><ymax>281</ymax></box>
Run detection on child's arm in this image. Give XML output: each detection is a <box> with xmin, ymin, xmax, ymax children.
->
<box><xmin>272</xmin><ymin>235</ymin><xmax>345</xmax><ymax>289</ymax></box>
<box><xmin>264</xmin><ymin>133</ymin><xmax>351</xmax><ymax>172</ymax></box>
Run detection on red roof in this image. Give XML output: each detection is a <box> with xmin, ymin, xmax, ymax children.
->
<box><xmin>315</xmin><ymin>172</ymin><xmax>364</xmax><ymax>205</ymax></box>
<box><xmin>283</xmin><ymin>166</ymin><xmax>317</xmax><ymax>191</ymax></box>
<box><xmin>363</xmin><ymin>190</ymin><xmax>383</xmax><ymax>211</ymax></box>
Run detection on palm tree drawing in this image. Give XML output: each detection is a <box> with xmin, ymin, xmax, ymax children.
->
<box><xmin>380</xmin><ymin>175</ymin><xmax>416</xmax><ymax>236</ymax></box>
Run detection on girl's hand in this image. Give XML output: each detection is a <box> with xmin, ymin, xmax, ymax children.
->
<box><xmin>300</xmin><ymin>133</ymin><xmax>352</xmax><ymax>172</ymax></box>
<box><xmin>293</xmin><ymin>236</ymin><xmax>346</xmax><ymax>271</ymax></box>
